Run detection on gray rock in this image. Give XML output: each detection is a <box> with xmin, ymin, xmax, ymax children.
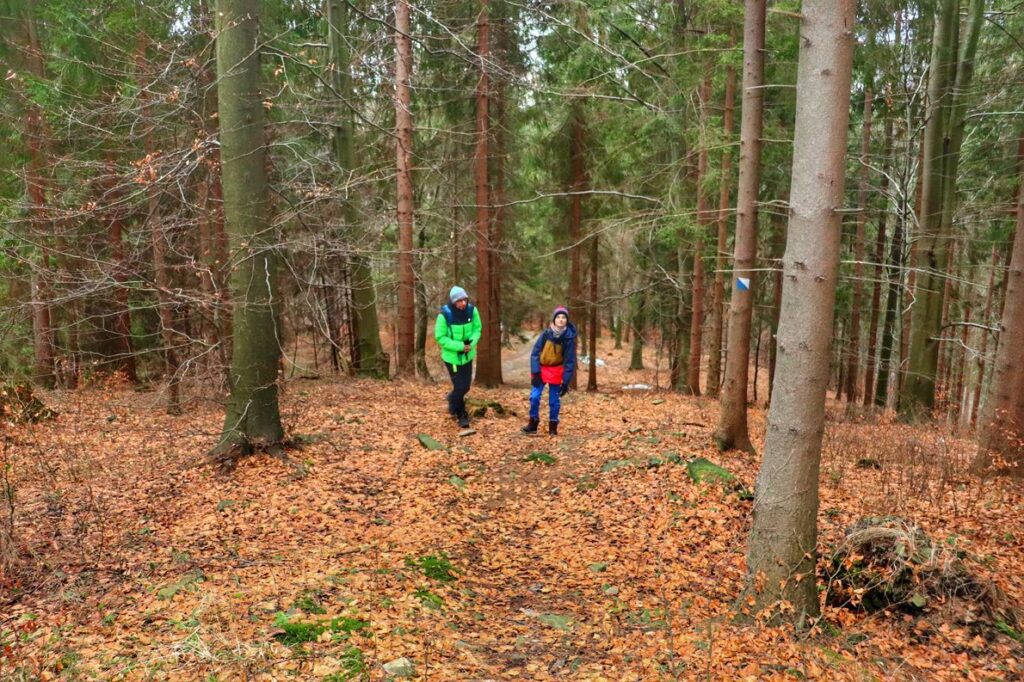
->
<box><xmin>383</xmin><ymin>657</ymin><xmax>416</xmax><ymax>677</ymax></box>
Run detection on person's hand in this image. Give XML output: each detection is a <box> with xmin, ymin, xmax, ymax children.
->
<box><xmin>559</xmin><ymin>383</ymin><xmax>569</xmax><ymax>397</ymax></box>
<box><xmin>531</xmin><ymin>373</ymin><xmax>543</xmax><ymax>388</ymax></box>
<box><xmin>463</xmin><ymin>343</ymin><xmax>471</xmax><ymax>353</ymax></box>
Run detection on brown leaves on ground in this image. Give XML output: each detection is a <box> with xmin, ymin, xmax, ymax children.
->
<box><xmin>1</xmin><ymin>337</ymin><xmax>1022</xmax><ymax>680</ymax></box>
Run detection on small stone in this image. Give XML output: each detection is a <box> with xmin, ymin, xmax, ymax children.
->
<box><xmin>458</xmin><ymin>428</ymin><xmax>477</xmax><ymax>437</ymax></box>
<box><xmin>383</xmin><ymin>657</ymin><xmax>416</xmax><ymax>677</ymax></box>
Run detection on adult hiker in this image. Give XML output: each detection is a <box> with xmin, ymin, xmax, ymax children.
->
<box><xmin>435</xmin><ymin>286</ymin><xmax>482</xmax><ymax>428</ymax></box>
<box><xmin>522</xmin><ymin>306</ymin><xmax>577</xmax><ymax>436</ymax></box>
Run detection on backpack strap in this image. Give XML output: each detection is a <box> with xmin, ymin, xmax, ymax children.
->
<box><xmin>441</xmin><ymin>305</ymin><xmax>453</xmax><ymax>337</ymax></box>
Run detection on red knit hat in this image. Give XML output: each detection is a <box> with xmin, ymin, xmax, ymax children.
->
<box><xmin>552</xmin><ymin>306</ymin><xmax>569</xmax><ymax>321</ymax></box>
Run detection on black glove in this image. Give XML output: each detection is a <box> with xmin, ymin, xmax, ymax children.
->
<box><xmin>559</xmin><ymin>383</ymin><xmax>569</xmax><ymax>397</ymax></box>
<box><xmin>531</xmin><ymin>373</ymin><xmax>543</xmax><ymax>388</ymax></box>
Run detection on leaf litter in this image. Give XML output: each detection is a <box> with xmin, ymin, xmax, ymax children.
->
<box><xmin>0</xmin><ymin>338</ymin><xmax>1021</xmax><ymax>680</ymax></box>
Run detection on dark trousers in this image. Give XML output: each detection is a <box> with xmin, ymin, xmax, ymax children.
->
<box><xmin>446</xmin><ymin>361</ymin><xmax>473</xmax><ymax>416</ymax></box>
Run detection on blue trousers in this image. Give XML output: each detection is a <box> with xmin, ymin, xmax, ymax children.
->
<box><xmin>529</xmin><ymin>383</ymin><xmax>561</xmax><ymax>422</ymax></box>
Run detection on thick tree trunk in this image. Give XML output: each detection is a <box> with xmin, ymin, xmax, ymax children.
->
<box><xmin>902</xmin><ymin>0</ymin><xmax>982</xmax><ymax>417</ymax></box>
<box><xmin>865</xmin><ymin>117</ymin><xmax>893</xmax><ymax>406</ymax></box>
<box><xmin>845</xmin><ymin>80</ymin><xmax>873</xmax><ymax>405</ymax></box>
<box><xmin>327</xmin><ymin>0</ymin><xmax>387</xmax><ymax>377</ymax></box>
<box><xmin>474</xmin><ymin>1</ymin><xmax>500</xmax><ymax>387</ymax></box>
<box><xmin>394</xmin><ymin>0</ymin><xmax>416</xmax><ymax>376</ymax></box>
<box><xmin>973</xmin><ymin>133</ymin><xmax>1024</xmax><ymax>473</ymax></box>
<box><xmin>715</xmin><ymin>0</ymin><xmax>765</xmax><ymax>453</ymax></box>
<box><xmin>745</xmin><ymin>0</ymin><xmax>856</xmax><ymax>622</ymax></box>
<box><xmin>708</xmin><ymin>57</ymin><xmax>736</xmax><ymax>399</ymax></box>
<box><xmin>213</xmin><ymin>0</ymin><xmax>284</xmax><ymax>457</ymax></box>
<box><xmin>687</xmin><ymin>75</ymin><xmax>712</xmax><ymax>396</ymax></box>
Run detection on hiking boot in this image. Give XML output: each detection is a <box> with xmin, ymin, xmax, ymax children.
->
<box><xmin>549</xmin><ymin>421</ymin><xmax>558</xmax><ymax>436</ymax></box>
<box><xmin>521</xmin><ymin>418</ymin><xmax>539</xmax><ymax>434</ymax></box>
<box><xmin>457</xmin><ymin>412</ymin><xmax>471</xmax><ymax>429</ymax></box>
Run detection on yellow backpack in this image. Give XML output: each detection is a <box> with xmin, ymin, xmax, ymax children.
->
<box><xmin>539</xmin><ymin>339</ymin><xmax>563</xmax><ymax>366</ymax></box>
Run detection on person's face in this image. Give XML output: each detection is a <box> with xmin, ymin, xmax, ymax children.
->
<box><xmin>454</xmin><ymin>298</ymin><xmax>468</xmax><ymax>310</ymax></box>
<box><xmin>554</xmin><ymin>313</ymin><xmax>568</xmax><ymax>329</ymax></box>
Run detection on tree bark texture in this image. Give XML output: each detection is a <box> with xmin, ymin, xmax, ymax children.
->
<box><xmin>473</xmin><ymin>0</ymin><xmax>500</xmax><ymax>386</ymax></box>
<box><xmin>973</xmin><ymin>133</ymin><xmax>1024</xmax><ymax>473</ymax></box>
<box><xmin>214</xmin><ymin>0</ymin><xmax>284</xmax><ymax>453</ymax></box>
<box><xmin>708</xmin><ymin>60</ymin><xmax>736</xmax><ymax>398</ymax></box>
<box><xmin>394</xmin><ymin>0</ymin><xmax>416</xmax><ymax>376</ymax></box>
<box><xmin>715</xmin><ymin>0</ymin><xmax>765</xmax><ymax>453</ymax></box>
<box><xmin>687</xmin><ymin>75</ymin><xmax>712</xmax><ymax>396</ymax></box>
<box><xmin>902</xmin><ymin>0</ymin><xmax>982</xmax><ymax>417</ymax></box>
<box><xmin>745</xmin><ymin>0</ymin><xmax>856</xmax><ymax>622</ymax></box>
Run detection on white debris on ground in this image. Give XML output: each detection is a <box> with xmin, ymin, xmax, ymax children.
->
<box><xmin>578</xmin><ymin>355</ymin><xmax>606</xmax><ymax>367</ymax></box>
<box><xmin>621</xmin><ymin>383</ymin><xmax>653</xmax><ymax>390</ymax></box>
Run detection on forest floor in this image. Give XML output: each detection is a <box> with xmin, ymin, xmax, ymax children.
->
<box><xmin>2</xmin><ymin>335</ymin><xmax>1023</xmax><ymax>681</ymax></box>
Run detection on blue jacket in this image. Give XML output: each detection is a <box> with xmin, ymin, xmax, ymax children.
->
<box><xmin>530</xmin><ymin>323</ymin><xmax>577</xmax><ymax>386</ymax></box>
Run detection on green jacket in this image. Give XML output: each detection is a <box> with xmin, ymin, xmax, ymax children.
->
<box><xmin>435</xmin><ymin>304</ymin><xmax>482</xmax><ymax>369</ymax></box>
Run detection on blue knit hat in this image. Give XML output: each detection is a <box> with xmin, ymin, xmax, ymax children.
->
<box><xmin>449</xmin><ymin>286</ymin><xmax>469</xmax><ymax>303</ymax></box>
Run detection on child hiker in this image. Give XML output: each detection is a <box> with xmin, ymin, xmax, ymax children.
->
<box><xmin>435</xmin><ymin>286</ymin><xmax>482</xmax><ymax>428</ymax></box>
<box><xmin>522</xmin><ymin>306</ymin><xmax>577</xmax><ymax>435</ymax></box>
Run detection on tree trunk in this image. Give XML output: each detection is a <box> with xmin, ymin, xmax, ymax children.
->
<box><xmin>845</xmin><ymin>78</ymin><xmax>873</xmax><ymax>406</ymax></box>
<box><xmin>768</xmin><ymin>204</ymin><xmax>786</xmax><ymax>401</ymax></box>
<box><xmin>902</xmin><ymin>0</ymin><xmax>983</xmax><ymax>418</ymax></box>
<box><xmin>20</xmin><ymin>2</ymin><xmax>56</xmax><ymax>388</ymax></box>
<box><xmin>672</xmin><ymin>243</ymin><xmax>690</xmax><ymax>390</ymax></box>
<box><xmin>587</xmin><ymin>233</ymin><xmax>598</xmax><ymax>392</ymax></box>
<box><xmin>394</xmin><ymin>0</ymin><xmax>416</xmax><ymax>376</ymax></box>
<box><xmin>568</xmin><ymin>103</ymin><xmax>586</xmax><ymax>387</ymax></box>
<box><xmin>745</xmin><ymin>0</ymin><xmax>855</xmax><ymax>622</ymax></box>
<box><xmin>474</xmin><ymin>1</ymin><xmax>500</xmax><ymax>387</ymax></box>
<box><xmin>139</xmin><ymin>36</ymin><xmax>182</xmax><ymax>414</ymax></box>
<box><xmin>687</xmin><ymin>75</ymin><xmax>712</xmax><ymax>396</ymax></box>
<box><xmin>327</xmin><ymin>0</ymin><xmax>387</xmax><ymax>377</ymax></box>
<box><xmin>100</xmin><ymin>157</ymin><xmax>138</xmax><ymax>383</ymax></box>
<box><xmin>212</xmin><ymin>0</ymin><xmax>284</xmax><ymax>457</ymax></box>
<box><xmin>715</xmin><ymin>0</ymin><xmax>765</xmax><ymax>453</ymax></box>
<box><xmin>864</xmin><ymin>116</ymin><xmax>893</xmax><ymax>406</ymax></box>
<box><xmin>970</xmin><ymin>248</ymin><xmax>998</xmax><ymax>426</ymax></box>
<box><xmin>414</xmin><ymin>227</ymin><xmax>431</xmax><ymax>379</ymax></box>
<box><xmin>708</xmin><ymin>54</ymin><xmax>736</xmax><ymax>399</ymax></box>
<box><xmin>973</xmin><ymin>134</ymin><xmax>1024</xmax><ymax>473</ymax></box>
<box><xmin>875</xmin><ymin>141</ymin><xmax>905</xmax><ymax>408</ymax></box>
<box><xmin>491</xmin><ymin>45</ymin><xmax>508</xmax><ymax>381</ymax></box>
<box><xmin>629</xmin><ymin>289</ymin><xmax>645</xmax><ymax>370</ymax></box>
